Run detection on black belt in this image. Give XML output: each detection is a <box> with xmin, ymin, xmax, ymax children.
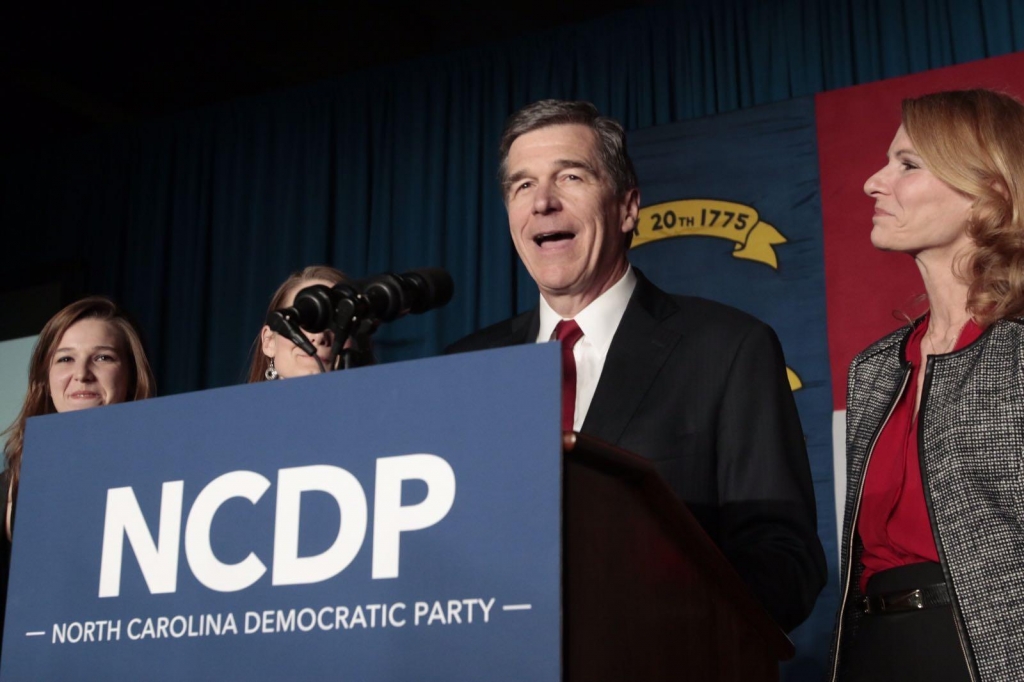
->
<box><xmin>861</xmin><ymin>583</ymin><xmax>951</xmax><ymax>614</ymax></box>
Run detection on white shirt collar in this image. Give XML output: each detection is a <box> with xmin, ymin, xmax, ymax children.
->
<box><xmin>536</xmin><ymin>266</ymin><xmax>637</xmax><ymax>347</ymax></box>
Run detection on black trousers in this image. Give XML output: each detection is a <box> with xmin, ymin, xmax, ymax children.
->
<box><xmin>842</xmin><ymin>562</ymin><xmax>973</xmax><ymax>682</ymax></box>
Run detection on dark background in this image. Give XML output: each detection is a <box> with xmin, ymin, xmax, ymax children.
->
<box><xmin>1</xmin><ymin>1</ymin><xmax>657</xmax><ymax>157</ymax></box>
<box><xmin>3</xmin><ymin>0</ymin><xmax>1020</xmax><ymax>388</ymax></box>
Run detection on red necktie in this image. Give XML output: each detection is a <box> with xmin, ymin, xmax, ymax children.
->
<box><xmin>554</xmin><ymin>319</ymin><xmax>584</xmax><ymax>431</ymax></box>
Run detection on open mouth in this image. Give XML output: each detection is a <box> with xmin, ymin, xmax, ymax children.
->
<box><xmin>533</xmin><ymin>231</ymin><xmax>575</xmax><ymax>246</ymax></box>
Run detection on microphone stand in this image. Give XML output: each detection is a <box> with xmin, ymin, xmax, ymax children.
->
<box><xmin>339</xmin><ymin>318</ymin><xmax>377</xmax><ymax>369</ymax></box>
<box><xmin>326</xmin><ymin>297</ymin><xmax>358</xmax><ymax>371</ymax></box>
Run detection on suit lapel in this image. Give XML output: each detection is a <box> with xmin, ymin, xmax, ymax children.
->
<box><xmin>508</xmin><ymin>308</ymin><xmax>540</xmax><ymax>346</ymax></box>
<box><xmin>581</xmin><ymin>273</ymin><xmax>682</xmax><ymax>445</ymax></box>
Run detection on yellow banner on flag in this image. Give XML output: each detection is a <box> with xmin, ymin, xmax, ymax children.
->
<box><xmin>632</xmin><ymin>199</ymin><xmax>787</xmax><ymax>269</ymax></box>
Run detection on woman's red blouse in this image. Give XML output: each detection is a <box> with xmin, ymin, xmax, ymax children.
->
<box><xmin>857</xmin><ymin>316</ymin><xmax>983</xmax><ymax>592</ymax></box>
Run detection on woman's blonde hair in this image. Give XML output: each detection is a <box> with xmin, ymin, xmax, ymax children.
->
<box><xmin>902</xmin><ymin>89</ymin><xmax>1024</xmax><ymax>326</ymax></box>
<box><xmin>2</xmin><ymin>296</ymin><xmax>156</xmax><ymax>490</ymax></box>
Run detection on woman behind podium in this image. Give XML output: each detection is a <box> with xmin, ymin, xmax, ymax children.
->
<box><xmin>0</xmin><ymin>295</ymin><xmax>155</xmax><ymax>657</ymax></box>
<box><xmin>828</xmin><ymin>89</ymin><xmax>1024</xmax><ymax>681</ymax></box>
<box><xmin>247</xmin><ymin>265</ymin><xmax>350</xmax><ymax>381</ymax></box>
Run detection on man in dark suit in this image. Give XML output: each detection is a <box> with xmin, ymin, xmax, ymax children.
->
<box><xmin>447</xmin><ymin>100</ymin><xmax>826</xmax><ymax>632</ymax></box>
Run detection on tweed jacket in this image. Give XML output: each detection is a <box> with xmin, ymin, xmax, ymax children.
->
<box><xmin>828</xmin><ymin>319</ymin><xmax>1024</xmax><ymax>682</ymax></box>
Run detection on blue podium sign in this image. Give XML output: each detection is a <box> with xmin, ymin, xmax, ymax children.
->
<box><xmin>1</xmin><ymin>345</ymin><xmax>562</xmax><ymax>681</ymax></box>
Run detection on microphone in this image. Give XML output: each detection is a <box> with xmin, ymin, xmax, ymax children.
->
<box><xmin>357</xmin><ymin>268</ymin><xmax>454</xmax><ymax>322</ymax></box>
<box><xmin>284</xmin><ymin>268</ymin><xmax>454</xmax><ymax>331</ymax></box>
<box><xmin>266</xmin><ymin>309</ymin><xmax>316</xmax><ymax>355</ymax></box>
<box><xmin>288</xmin><ymin>284</ymin><xmax>358</xmax><ymax>334</ymax></box>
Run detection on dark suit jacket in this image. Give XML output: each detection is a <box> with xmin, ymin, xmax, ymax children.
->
<box><xmin>446</xmin><ymin>270</ymin><xmax>827</xmax><ymax>632</ymax></box>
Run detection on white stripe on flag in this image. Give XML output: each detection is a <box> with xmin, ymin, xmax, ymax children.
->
<box><xmin>833</xmin><ymin>409</ymin><xmax>847</xmax><ymax>564</ymax></box>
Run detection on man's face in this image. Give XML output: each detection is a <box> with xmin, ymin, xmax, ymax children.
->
<box><xmin>504</xmin><ymin>124</ymin><xmax>638</xmax><ymax>309</ymax></box>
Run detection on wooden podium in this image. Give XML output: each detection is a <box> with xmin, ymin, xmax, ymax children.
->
<box><xmin>563</xmin><ymin>432</ymin><xmax>793</xmax><ymax>682</ymax></box>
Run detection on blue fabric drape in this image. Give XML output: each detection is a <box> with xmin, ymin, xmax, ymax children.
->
<box><xmin>2</xmin><ymin>0</ymin><xmax>1021</xmax><ymax>393</ymax></box>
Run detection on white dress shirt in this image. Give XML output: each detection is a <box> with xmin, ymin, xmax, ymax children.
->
<box><xmin>536</xmin><ymin>267</ymin><xmax>637</xmax><ymax>431</ymax></box>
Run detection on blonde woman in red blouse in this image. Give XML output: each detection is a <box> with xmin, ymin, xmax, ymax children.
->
<box><xmin>828</xmin><ymin>89</ymin><xmax>1024</xmax><ymax>682</ymax></box>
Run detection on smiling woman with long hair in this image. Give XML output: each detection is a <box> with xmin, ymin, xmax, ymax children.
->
<box><xmin>3</xmin><ymin>296</ymin><xmax>155</xmax><ymax>501</ymax></box>
<box><xmin>828</xmin><ymin>89</ymin><xmax>1024</xmax><ymax>682</ymax></box>
<box><xmin>0</xmin><ymin>296</ymin><xmax>155</xmax><ymax>656</ymax></box>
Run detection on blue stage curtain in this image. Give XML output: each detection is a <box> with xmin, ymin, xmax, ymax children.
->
<box><xmin>2</xmin><ymin>0</ymin><xmax>1021</xmax><ymax>394</ymax></box>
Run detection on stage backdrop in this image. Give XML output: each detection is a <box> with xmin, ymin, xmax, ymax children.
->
<box><xmin>625</xmin><ymin>50</ymin><xmax>1024</xmax><ymax>679</ymax></box>
<box><xmin>1</xmin><ymin>1</ymin><xmax>1020</xmax><ymax>398</ymax></box>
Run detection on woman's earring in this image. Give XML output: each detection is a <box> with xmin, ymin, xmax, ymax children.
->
<box><xmin>264</xmin><ymin>357</ymin><xmax>279</xmax><ymax>381</ymax></box>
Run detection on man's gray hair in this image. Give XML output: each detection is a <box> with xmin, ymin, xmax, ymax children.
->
<box><xmin>498</xmin><ymin>100</ymin><xmax>638</xmax><ymax>199</ymax></box>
